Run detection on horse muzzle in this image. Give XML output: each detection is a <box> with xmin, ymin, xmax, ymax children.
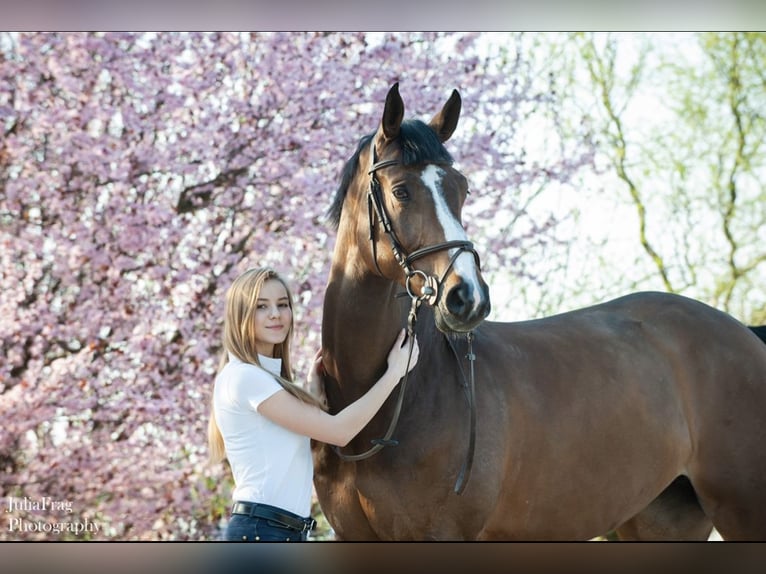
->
<box><xmin>435</xmin><ymin>277</ymin><xmax>491</xmax><ymax>333</ymax></box>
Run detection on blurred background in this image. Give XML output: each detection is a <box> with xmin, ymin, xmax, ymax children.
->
<box><xmin>1</xmin><ymin>32</ymin><xmax>764</xmax><ymax>540</ymax></box>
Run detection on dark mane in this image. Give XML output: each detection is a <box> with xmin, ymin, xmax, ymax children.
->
<box><xmin>326</xmin><ymin>119</ymin><xmax>454</xmax><ymax>229</ymax></box>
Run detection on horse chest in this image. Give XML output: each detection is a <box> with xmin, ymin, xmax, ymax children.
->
<box><xmin>313</xmin><ymin>440</ymin><xmax>469</xmax><ymax>540</ymax></box>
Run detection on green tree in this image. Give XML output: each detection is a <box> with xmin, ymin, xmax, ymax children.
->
<box><xmin>572</xmin><ymin>32</ymin><xmax>766</xmax><ymax>324</ymax></box>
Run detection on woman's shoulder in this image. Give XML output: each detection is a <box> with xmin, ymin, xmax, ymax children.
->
<box><xmin>217</xmin><ymin>360</ymin><xmax>283</xmax><ymax>407</ymax></box>
<box><xmin>220</xmin><ymin>359</ymin><xmax>276</xmax><ymax>385</ymax></box>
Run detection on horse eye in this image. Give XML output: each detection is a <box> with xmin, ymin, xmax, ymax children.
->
<box><xmin>392</xmin><ymin>186</ymin><xmax>410</xmax><ymax>201</ymax></box>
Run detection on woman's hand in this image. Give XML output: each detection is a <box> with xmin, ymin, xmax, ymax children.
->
<box><xmin>385</xmin><ymin>329</ymin><xmax>419</xmax><ymax>382</ymax></box>
<box><xmin>307</xmin><ymin>348</ymin><xmax>328</xmax><ymax>408</ymax></box>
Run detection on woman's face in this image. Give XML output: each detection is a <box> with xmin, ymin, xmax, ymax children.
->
<box><xmin>253</xmin><ymin>278</ymin><xmax>292</xmax><ymax>357</ymax></box>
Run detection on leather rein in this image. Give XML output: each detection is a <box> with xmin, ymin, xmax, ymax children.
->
<box><xmin>332</xmin><ymin>142</ymin><xmax>480</xmax><ymax>495</ymax></box>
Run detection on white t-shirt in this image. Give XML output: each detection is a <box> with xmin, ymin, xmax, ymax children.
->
<box><xmin>213</xmin><ymin>353</ymin><xmax>313</xmax><ymax>517</ymax></box>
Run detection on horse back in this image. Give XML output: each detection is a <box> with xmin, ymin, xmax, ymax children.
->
<box><xmin>476</xmin><ymin>291</ymin><xmax>766</xmax><ymax>416</ymax></box>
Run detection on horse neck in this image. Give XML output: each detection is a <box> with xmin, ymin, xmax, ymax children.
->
<box><xmin>322</xmin><ymin>241</ymin><xmax>406</xmax><ymax>401</ymax></box>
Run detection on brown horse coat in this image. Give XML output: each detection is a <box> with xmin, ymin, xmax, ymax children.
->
<box><xmin>312</xmin><ymin>84</ymin><xmax>766</xmax><ymax>540</ymax></box>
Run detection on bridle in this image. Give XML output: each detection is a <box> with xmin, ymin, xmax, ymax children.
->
<box><xmin>332</xmin><ymin>141</ymin><xmax>480</xmax><ymax>495</ymax></box>
<box><xmin>364</xmin><ymin>143</ymin><xmax>480</xmax><ymax>307</ymax></box>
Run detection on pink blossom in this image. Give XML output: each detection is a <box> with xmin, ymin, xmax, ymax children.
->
<box><xmin>0</xmin><ymin>31</ymin><xmax>594</xmax><ymax>540</ymax></box>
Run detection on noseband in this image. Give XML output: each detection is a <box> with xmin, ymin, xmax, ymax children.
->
<box><xmin>333</xmin><ymin>142</ymin><xmax>480</xmax><ymax>495</ymax></box>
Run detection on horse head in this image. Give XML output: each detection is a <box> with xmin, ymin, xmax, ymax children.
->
<box><xmin>330</xmin><ymin>83</ymin><xmax>491</xmax><ymax>333</ymax></box>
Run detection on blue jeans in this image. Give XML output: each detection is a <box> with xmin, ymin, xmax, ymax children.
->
<box><xmin>223</xmin><ymin>513</ymin><xmax>308</xmax><ymax>542</ymax></box>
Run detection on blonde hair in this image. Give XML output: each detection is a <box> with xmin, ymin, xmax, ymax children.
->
<box><xmin>207</xmin><ymin>267</ymin><xmax>324</xmax><ymax>465</ymax></box>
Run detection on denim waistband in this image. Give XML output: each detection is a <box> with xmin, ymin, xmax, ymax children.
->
<box><xmin>231</xmin><ymin>501</ymin><xmax>316</xmax><ymax>533</ymax></box>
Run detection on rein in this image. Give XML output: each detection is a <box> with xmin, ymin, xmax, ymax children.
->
<box><xmin>332</xmin><ymin>142</ymin><xmax>479</xmax><ymax>494</ymax></box>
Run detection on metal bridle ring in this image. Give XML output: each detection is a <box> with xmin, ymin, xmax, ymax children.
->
<box><xmin>405</xmin><ymin>270</ymin><xmax>439</xmax><ymax>305</ymax></box>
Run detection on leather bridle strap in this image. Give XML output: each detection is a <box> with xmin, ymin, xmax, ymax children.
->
<box><xmin>445</xmin><ymin>331</ymin><xmax>477</xmax><ymax>495</ymax></box>
<box><xmin>331</xmin><ymin>298</ymin><xmax>420</xmax><ymax>462</ymax></box>
<box><xmin>406</xmin><ymin>240</ymin><xmax>480</xmax><ymax>268</ymax></box>
<box><xmin>366</xmin><ymin>146</ymin><xmax>481</xmax><ymax>306</ymax></box>
<box><xmin>334</xmin><ymin>141</ymin><xmax>479</xmax><ymax>494</ymax></box>
<box><xmin>367</xmin><ymin>157</ymin><xmax>403</xmax><ymax>277</ymax></box>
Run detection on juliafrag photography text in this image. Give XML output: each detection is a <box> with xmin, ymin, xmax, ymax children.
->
<box><xmin>5</xmin><ymin>496</ymin><xmax>101</xmax><ymax>537</ymax></box>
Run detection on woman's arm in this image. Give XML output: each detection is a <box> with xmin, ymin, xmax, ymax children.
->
<box><xmin>258</xmin><ymin>329</ymin><xmax>419</xmax><ymax>447</ymax></box>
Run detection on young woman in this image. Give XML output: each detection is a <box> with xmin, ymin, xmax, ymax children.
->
<box><xmin>208</xmin><ymin>267</ymin><xmax>419</xmax><ymax>541</ymax></box>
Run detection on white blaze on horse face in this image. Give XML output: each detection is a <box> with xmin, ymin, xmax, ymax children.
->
<box><xmin>420</xmin><ymin>164</ymin><xmax>483</xmax><ymax>300</ymax></box>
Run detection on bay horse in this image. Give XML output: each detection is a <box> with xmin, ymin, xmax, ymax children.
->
<box><xmin>312</xmin><ymin>83</ymin><xmax>766</xmax><ymax>540</ymax></box>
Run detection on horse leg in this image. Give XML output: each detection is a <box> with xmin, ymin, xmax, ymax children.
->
<box><xmin>614</xmin><ymin>476</ymin><xmax>713</xmax><ymax>541</ymax></box>
<box><xmin>690</xmin><ymin>471</ymin><xmax>766</xmax><ymax>540</ymax></box>
<box><xmin>684</xmin><ymin>364</ymin><xmax>766</xmax><ymax>540</ymax></box>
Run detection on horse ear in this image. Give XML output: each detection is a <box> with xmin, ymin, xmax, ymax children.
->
<box><xmin>428</xmin><ymin>89</ymin><xmax>461</xmax><ymax>143</ymax></box>
<box><xmin>380</xmin><ymin>82</ymin><xmax>404</xmax><ymax>142</ymax></box>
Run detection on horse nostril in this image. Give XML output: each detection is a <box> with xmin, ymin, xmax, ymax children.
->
<box><xmin>445</xmin><ymin>281</ymin><xmax>491</xmax><ymax>324</ymax></box>
<box><xmin>446</xmin><ymin>283</ymin><xmax>472</xmax><ymax>318</ymax></box>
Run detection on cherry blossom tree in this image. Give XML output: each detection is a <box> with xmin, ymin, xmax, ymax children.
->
<box><xmin>0</xmin><ymin>32</ymin><xmax>594</xmax><ymax>539</ymax></box>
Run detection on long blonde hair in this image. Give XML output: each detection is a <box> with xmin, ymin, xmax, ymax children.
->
<box><xmin>207</xmin><ymin>267</ymin><xmax>324</xmax><ymax>465</ymax></box>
